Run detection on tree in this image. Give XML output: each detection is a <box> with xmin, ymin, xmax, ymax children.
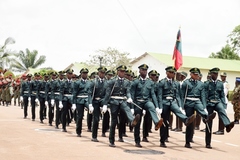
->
<box><xmin>88</xmin><ymin>47</ymin><xmax>132</xmax><ymax>70</ymax></box>
<box><xmin>228</xmin><ymin>25</ymin><xmax>240</xmax><ymax>54</ymax></box>
<box><xmin>209</xmin><ymin>44</ymin><xmax>240</xmax><ymax>60</ymax></box>
<box><xmin>10</xmin><ymin>48</ymin><xmax>46</xmax><ymax>72</ymax></box>
<box><xmin>0</xmin><ymin>37</ymin><xmax>16</xmax><ymax>69</ymax></box>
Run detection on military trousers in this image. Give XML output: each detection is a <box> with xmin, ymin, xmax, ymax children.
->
<box><xmin>39</xmin><ymin>97</ymin><xmax>45</xmax><ymax>121</ymax></box>
<box><xmin>109</xmin><ymin>101</ymin><xmax>134</xmax><ymax>144</ymax></box>
<box><xmin>102</xmin><ymin>110</ymin><xmax>110</xmax><ymax>134</ymax></box>
<box><xmin>92</xmin><ymin>101</ymin><xmax>101</xmax><ymax>138</ymax></box>
<box><xmin>23</xmin><ymin>96</ymin><xmax>29</xmax><ymax>118</ymax></box>
<box><xmin>134</xmin><ymin>101</ymin><xmax>159</xmax><ymax>144</ymax></box>
<box><xmin>160</xmin><ymin>100</ymin><xmax>187</xmax><ymax>143</ymax></box>
<box><xmin>47</xmin><ymin>99</ymin><xmax>54</xmax><ymax>124</ymax></box>
<box><xmin>54</xmin><ymin>100</ymin><xmax>61</xmax><ymax>127</ymax></box>
<box><xmin>61</xmin><ymin>99</ymin><xmax>72</xmax><ymax>130</ymax></box>
<box><xmin>205</xmin><ymin>102</ymin><xmax>231</xmax><ymax>145</ymax></box>
<box><xmin>185</xmin><ymin>100</ymin><xmax>208</xmax><ymax>143</ymax></box>
<box><xmin>30</xmin><ymin>96</ymin><xmax>37</xmax><ymax>120</ymax></box>
<box><xmin>76</xmin><ymin>103</ymin><xmax>87</xmax><ymax>135</ymax></box>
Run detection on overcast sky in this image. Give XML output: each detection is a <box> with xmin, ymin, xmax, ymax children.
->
<box><xmin>1</xmin><ymin>0</ymin><xmax>240</xmax><ymax>71</ymax></box>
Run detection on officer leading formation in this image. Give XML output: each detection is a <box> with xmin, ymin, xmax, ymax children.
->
<box><xmin>2</xmin><ymin>64</ymin><xmax>235</xmax><ymax>149</ymax></box>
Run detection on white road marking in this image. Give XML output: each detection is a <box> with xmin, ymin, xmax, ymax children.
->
<box><xmin>225</xmin><ymin>143</ymin><xmax>239</xmax><ymax>147</ymax></box>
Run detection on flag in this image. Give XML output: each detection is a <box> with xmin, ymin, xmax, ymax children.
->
<box><xmin>172</xmin><ymin>29</ymin><xmax>183</xmax><ymax>70</ymax></box>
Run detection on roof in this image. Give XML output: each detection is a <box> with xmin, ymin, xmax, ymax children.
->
<box><xmin>131</xmin><ymin>52</ymin><xmax>240</xmax><ymax>72</ymax></box>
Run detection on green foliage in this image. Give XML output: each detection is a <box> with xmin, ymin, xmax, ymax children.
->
<box><xmin>10</xmin><ymin>48</ymin><xmax>46</xmax><ymax>72</ymax></box>
<box><xmin>88</xmin><ymin>47</ymin><xmax>132</xmax><ymax>71</ymax></box>
<box><xmin>209</xmin><ymin>44</ymin><xmax>240</xmax><ymax>60</ymax></box>
<box><xmin>228</xmin><ymin>25</ymin><xmax>240</xmax><ymax>54</ymax></box>
<box><xmin>0</xmin><ymin>37</ymin><xmax>16</xmax><ymax>70</ymax></box>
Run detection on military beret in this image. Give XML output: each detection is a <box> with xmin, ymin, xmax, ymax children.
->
<box><xmin>27</xmin><ymin>73</ymin><xmax>32</xmax><ymax>77</ymax></box>
<box><xmin>97</xmin><ymin>66</ymin><xmax>107</xmax><ymax>73</ymax></box>
<box><xmin>165</xmin><ymin>66</ymin><xmax>177</xmax><ymax>73</ymax></box>
<box><xmin>66</xmin><ymin>69</ymin><xmax>74</xmax><ymax>74</ymax></box>
<box><xmin>209</xmin><ymin>67</ymin><xmax>220</xmax><ymax>73</ymax></box>
<box><xmin>125</xmin><ymin>69</ymin><xmax>132</xmax><ymax>76</ymax></box>
<box><xmin>148</xmin><ymin>70</ymin><xmax>158</xmax><ymax>75</ymax></box>
<box><xmin>138</xmin><ymin>64</ymin><xmax>149</xmax><ymax>70</ymax></box>
<box><xmin>180</xmin><ymin>71</ymin><xmax>188</xmax><ymax>77</ymax></box>
<box><xmin>189</xmin><ymin>68</ymin><xmax>200</xmax><ymax>74</ymax></box>
<box><xmin>80</xmin><ymin>68</ymin><xmax>89</xmax><ymax>73</ymax></box>
<box><xmin>116</xmin><ymin>65</ymin><xmax>127</xmax><ymax>71</ymax></box>
<box><xmin>220</xmin><ymin>72</ymin><xmax>227</xmax><ymax>77</ymax></box>
<box><xmin>236</xmin><ymin>77</ymin><xmax>240</xmax><ymax>82</ymax></box>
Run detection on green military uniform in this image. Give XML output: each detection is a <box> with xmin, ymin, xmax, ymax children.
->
<box><xmin>29</xmin><ymin>74</ymin><xmax>39</xmax><ymax>121</ymax></box>
<box><xmin>72</xmin><ymin>68</ymin><xmax>90</xmax><ymax>136</ymax></box>
<box><xmin>46</xmin><ymin>73</ymin><xmax>55</xmax><ymax>125</ymax></box>
<box><xmin>158</xmin><ymin>66</ymin><xmax>195</xmax><ymax>147</ymax></box>
<box><xmin>5</xmin><ymin>83</ymin><xmax>11</xmax><ymax>106</ymax></box>
<box><xmin>232</xmin><ymin>77</ymin><xmax>240</xmax><ymax>124</ymax></box>
<box><xmin>20</xmin><ymin>74</ymin><xmax>32</xmax><ymax>118</ymax></box>
<box><xmin>88</xmin><ymin>67</ymin><xmax>107</xmax><ymax>141</ymax></box>
<box><xmin>102</xmin><ymin>65</ymin><xmax>140</xmax><ymax>147</ymax></box>
<box><xmin>204</xmin><ymin>68</ymin><xmax>235</xmax><ymax>148</ymax></box>
<box><xmin>131</xmin><ymin>64</ymin><xmax>163</xmax><ymax>147</ymax></box>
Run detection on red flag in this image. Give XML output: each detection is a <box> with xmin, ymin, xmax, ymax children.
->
<box><xmin>172</xmin><ymin>29</ymin><xmax>182</xmax><ymax>70</ymax></box>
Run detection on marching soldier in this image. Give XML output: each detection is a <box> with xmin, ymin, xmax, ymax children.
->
<box><xmin>46</xmin><ymin>73</ymin><xmax>55</xmax><ymax>126</ymax></box>
<box><xmin>101</xmin><ymin>70</ymin><xmax>114</xmax><ymax>137</ymax></box>
<box><xmin>158</xmin><ymin>66</ymin><xmax>196</xmax><ymax>148</ymax></box>
<box><xmin>38</xmin><ymin>73</ymin><xmax>48</xmax><ymax>123</ymax></box>
<box><xmin>131</xmin><ymin>64</ymin><xmax>164</xmax><ymax>147</ymax></box>
<box><xmin>102</xmin><ymin>65</ymin><xmax>141</xmax><ymax>147</ymax></box>
<box><xmin>29</xmin><ymin>73</ymin><xmax>40</xmax><ymax>121</ymax></box>
<box><xmin>232</xmin><ymin>77</ymin><xmax>240</xmax><ymax>124</ymax></box>
<box><xmin>20</xmin><ymin>74</ymin><xmax>32</xmax><ymax>119</ymax></box>
<box><xmin>204</xmin><ymin>67</ymin><xmax>235</xmax><ymax>149</ymax></box>
<box><xmin>88</xmin><ymin>66</ymin><xmax>107</xmax><ymax>142</ymax></box>
<box><xmin>59</xmin><ymin>69</ymin><xmax>74</xmax><ymax>132</ymax></box>
<box><xmin>72</xmin><ymin>68</ymin><xmax>90</xmax><ymax>136</ymax></box>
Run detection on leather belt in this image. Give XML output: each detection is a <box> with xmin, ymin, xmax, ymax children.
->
<box><xmin>165</xmin><ymin>96</ymin><xmax>173</xmax><ymax>100</ymax></box>
<box><xmin>24</xmin><ymin>91</ymin><xmax>29</xmax><ymax>93</ymax></box>
<box><xmin>64</xmin><ymin>94</ymin><xmax>72</xmax><ymax>97</ymax></box>
<box><xmin>136</xmin><ymin>99</ymin><xmax>145</xmax><ymax>102</ymax></box>
<box><xmin>77</xmin><ymin>95</ymin><xmax>88</xmax><ymax>98</ymax></box>
<box><xmin>95</xmin><ymin>97</ymin><xmax>101</xmax><ymax>100</ymax></box>
<box><xmin>210</xmin><ymin>100</ymin><xmax>219</xmax><ymax>103</ymax></box>
<box><xmin>111</xmin><ymin>96</ymin><xmax>127</xmax><ymax>100</ymax></box>
<box><xmin>40</xmin><ymin>91</ymin><xmax>45</xmax><ymax>94</ymax></box>
<box><xmin>54</xmin><ymin>92</ymin><xmax>60</xmax><ymax>95</ymax></box>
<box><xmin>186</xmin><ymin>97</ymin><xmax>200</xmax><ymax>101</ymax></box>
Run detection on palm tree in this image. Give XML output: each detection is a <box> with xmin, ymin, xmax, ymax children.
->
<box><xmin>10</xmin><ymin>48</ymin><xmax>46</xmax><ymax>72</ymax></box>
<box><xmin>0</xmin><ymin>37</ymin><xmax>16</xmax><ymax>69</ymax></box>
<box><xmin>209</xmin><ymin>44</ymin><xmax>240</xmax><ymax>60</ymax></box>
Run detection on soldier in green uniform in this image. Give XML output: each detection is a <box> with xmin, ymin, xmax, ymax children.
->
<box><xmin>72</xmin><ymin>68</ymin><xmax>90</xmax><ymax>136</ymax></box>
<box><xmin>101</xmin><ymin>70</ymin><xmax>114</xmax><ymax>137</ymax></box>
<box><xmin>45</xmin><ymin>73</ymin><xmax>55</xmax><ymax>126</ymax></box>
<box><xmin>102</xmin><ymin>65</ymin><xmax>141</xmax><ymax>147</ymax></box>
<box><xmin>88</xmin><ymin>66</ymin><xmax>108</xmax><ymax>142</ymax></box>
<box><xmin>131</xmin><ymin>64</ymin><xmax>164</xmax><ymax>147</ymax></box>
<box><xmin>59</xmin><ymin>69</ymin><xmax>74</xmax><ymax>132</ymax></box>
<box><xmin>158</xmin><ymin>66</ymin><xmax>196</xmax><ymax>148</ymax></box>
<box><xmin>204</xmin><ymin>67</ymin><xmax>235</xmax><ymax>149</ymax></box>
<box><xmin>29</xmin><ymin>73</ymin><xmax>40</xmax><ymax>121</ymax></box>
<box><xmin>20</xmin><ymin>74</ymin><xmax>32</xmax><ymax>119</ymax></box>
<box><xmin>232</xmin><ymin>77</ymin><xmax>240</xmax><ymax>124</ymax></box>
<box><xmin>5</xmin><ymin>80</ymin><xmax>11</xmax><ymax>107</ymax></box>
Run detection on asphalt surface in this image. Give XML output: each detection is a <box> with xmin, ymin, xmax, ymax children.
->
<box><xmin>0</xmin><ymin>103</ymin><xmax>239</xmax><ymax>160</ymax></box>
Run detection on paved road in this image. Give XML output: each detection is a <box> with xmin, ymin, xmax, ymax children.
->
<box><xmin>0</xmin><ymin>103</ymin><xmax>239</xmax><ymax>160</ymax></box>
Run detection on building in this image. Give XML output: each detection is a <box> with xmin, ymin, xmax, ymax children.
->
<box><xmin>130</xmin><ymin>52</ymin><xmax>240</xmax><ymax>90</ymax></box>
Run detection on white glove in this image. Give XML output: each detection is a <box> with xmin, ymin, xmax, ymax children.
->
<box><xmin>127</xmin><ymin>98</ymin><xmax>133</xmax><ymax>103</ymax></box>
<box><xmin>72</xmin><ymin>104</ymin><xmax>76</xmax><ymax>111</ymax></box>
<box><xmin>59</xmin><ymin>101</ymin><xmax>63</xmax><ymax>109</ymax></box>
<box><xmin>204</xmin><ymin>108</ymin><xmax>208</xmax><ymax>115</ymax></box>
<box><xmin>156</xmin><ymin>108</ymin><xmax>162</xmax><ymax>115</ymax></box>
<box><xmin>45</xmin><ymin>101</ymin><xmax>48</xmax><ymax>107</ymax></box>
<box><xmin>89</xmin><ymin>104</ymin><xmax>94</xmax><ymax>114</ymax></box>
<box><xmin>20</xmin><ymin>96</ymin><xmax>23</xmax><ymax>101</ymax></box>
<box><xmin>102</xmin><ymin>105</ymin><xmax>107</xmax><ymax>113</ymax></box>
<box><xmin>142</xmin><ymin>109</ymin><xmax>146</xmax><ymax>116</ymax></box>
<box><xmin>35</xmin><ymin>98</ymin><xmax>39</xmax><ymax>103</ymax></box>
<box><xmin>131</xmin><ymin>109</ymin><xmax>134</xmax><ymax>115</ymax></box>
<box><xmin>51</xmin><ymin>99</ymin><xmax>55</xmax><ymax>106</ymax></box>
<box><xmin>180</xmin><ymin>108</ymin><xmax>186</xmax><ymax>115</ymax></box>
<box><xmin>28</xmin><ymin>97</ymin><xmax>31</xmax><ymax>101</ymax></box>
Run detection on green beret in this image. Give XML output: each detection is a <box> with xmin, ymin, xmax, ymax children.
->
<box><xmin>189</xmin><ymin>68</ymin><xmax>200</xmax><ymax>74</ymax></box>
<box><xmin>116</xmin><ymin>65</ymin><xmax>127</xmax><ymax>71</ymax></box>
<box><xmin>66</xmin><ymin>69</ymin><xmax>74</xmax><ymax>74</ymax></box>
<box><xmin>148</xmin><ymin>70</ymin><xmax>158</xmax><ymax>75</ymax></box>
<box><xmin>209</xmin><ymin>67</ymin><xmax>220</xmax><ymax>73</ymax></box>
<box><xmin>125</xmin><ymin>69</ymin><xmax>132</xmax><ymax>76</ymax></box>
<box><xmin>97</xmin><ymin>66</ymin><xmax>107</xmax><ymax>73</ymax></box>
<box><xmin>138</xmin><ymin>64</ymin><xmax>149</xmax><ymax>70</ymax></box>
<box><xmin>220</xmin><ymin>72</ymin><xmax>227</xmax><ymax>77</ymax></box>
<box><xmin>165</xmin><ymin>66</ymin><xmax>177</xmax><ymax>73</ymax></box>
<box><xmin>180</xmin><ymin>71</ymin><xmax>188</xmax><ymax>77</ymax></box>
<box><xmin>80</xmin><ymin>68</ymin><xmax>89</xmax><ymax>73</ymax></box>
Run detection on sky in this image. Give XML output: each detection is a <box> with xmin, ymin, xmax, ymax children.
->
<box><xmin>0</xmin><ymin>0</ymin><xmax>240</xmax><ymax>71</ymax></box>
